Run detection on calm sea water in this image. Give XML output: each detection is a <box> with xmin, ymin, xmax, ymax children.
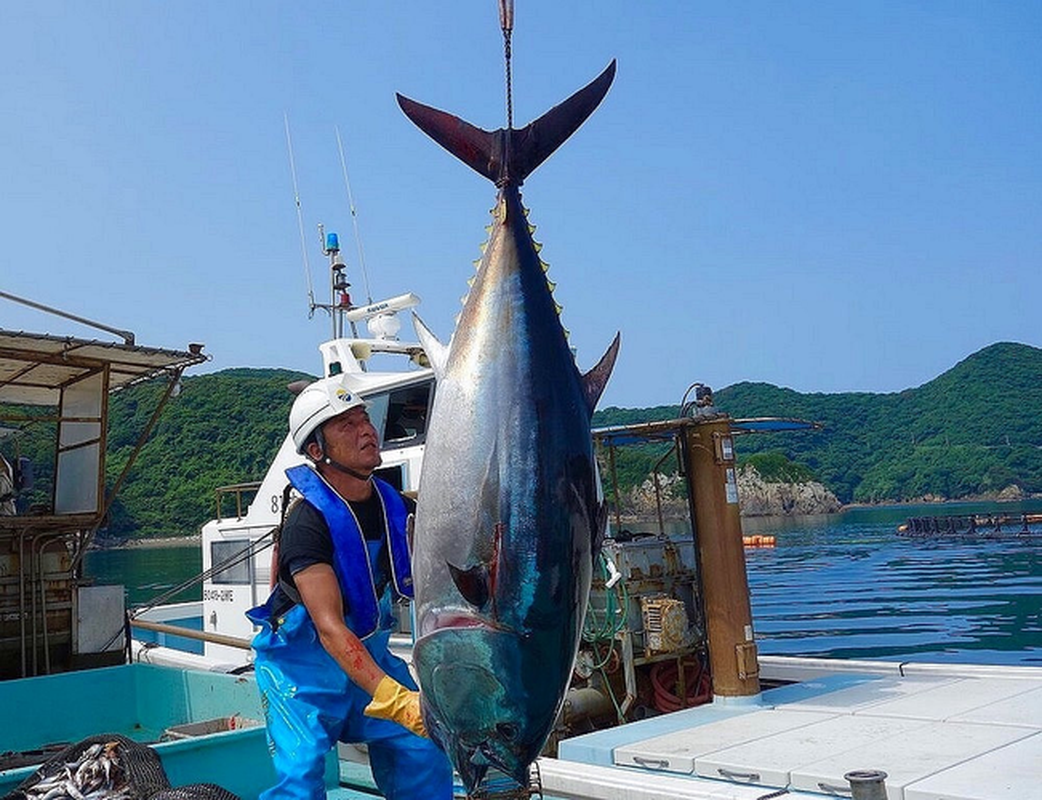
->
<box><xmin>84</xmin><ymin>545</ymin><xmax>203</xmax><ymax>607</ymax></box>
<box><xmin>742</xmin><ymin>499</ymin><xmax>1042</xmax><ymax>666</ymax></box>
<box><xmin>84</xmin><ymin>500</ymin><xmax>1042</xmax><ymax>666</ymax></box>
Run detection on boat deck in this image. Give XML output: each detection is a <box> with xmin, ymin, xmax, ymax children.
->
<box><xmin>548</xmin><ymin>665</ymin><xmax>1042</xmax><ymax>800</ymax></box>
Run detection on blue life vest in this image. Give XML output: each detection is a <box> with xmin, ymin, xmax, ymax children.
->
<box><xmin>285</xmin><ymin>464</ymin><xmax>413</xmax><ymax>640</ymax></box>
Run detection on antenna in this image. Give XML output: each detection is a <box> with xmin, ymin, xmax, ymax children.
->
<box><xmin>335</xmin><ymin>126</ymin><xmax>374</xmax><ymax>305</ymax></box>
<box><xmin>284</xmin><ymin>114</ymin><xmax>316</xmax><ymax>315</ymax></box>
<box><xmin>318</xmin><ymin>223</ymin><xmax>357</xmax><ymax>341</ymax></box>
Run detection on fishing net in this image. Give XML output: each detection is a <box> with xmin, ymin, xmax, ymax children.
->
<box><xmin>150</xmin><ymin>785</ymin><xmax>241</xmax><ymax>800</ymax></box>
<box><xmin>2</xmin><ymin>733</ymin><xmax>167</xmax><ymax>800</ymax></box>
<box><xmin>1</xmin><ymin>734</ymin><xmax>241</xmax><ymax>800</ymax></box>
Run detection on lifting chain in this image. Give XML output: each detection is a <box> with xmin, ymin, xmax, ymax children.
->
<box><xmin>461</xmin><ymin>761</ymin><xmax>544</xmax><ymax>800</ymax></box>
<box><xmin>499</xmin><ymin>0</ymin><xmax>514</xmax><ymax>129</ymax></box>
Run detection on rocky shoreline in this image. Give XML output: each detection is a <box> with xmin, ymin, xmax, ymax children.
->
<box><xmin>618</xmin><ymin>467</ymin><xmax>1039</xmax><ymax>520</ymax></box>
<box><xmin>621</xmin><ymin>465</ymin><xmax>843</xmax><ymax>519</ymax></box>
<box><xmin>736</xmin><ymin>466</ymin><xmax>842</xmax><ymax>517</ymax></box>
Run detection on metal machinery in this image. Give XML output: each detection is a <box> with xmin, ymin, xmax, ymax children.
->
<box><xmin>548</xmin><ymin>397</ymin><xmax>764</xmax><ymax>750</ymax></box>
<box><xmin>0</xmin><ymin>305</ymin><xmax>207</xmax><ymax>679</ymax></box>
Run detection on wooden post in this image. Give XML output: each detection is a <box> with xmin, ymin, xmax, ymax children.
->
<box><xmin>683</xmin><ymin>416</ymin><xmax>760</xmax><ymax>697</ymax></box>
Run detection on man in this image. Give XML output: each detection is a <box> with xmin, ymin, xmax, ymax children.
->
<box><xmin>248</xmin><ymin>378</ymin><xmax>453</xmax><ymax>799</ymax></box>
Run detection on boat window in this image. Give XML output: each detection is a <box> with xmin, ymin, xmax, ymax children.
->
<box><xmin>371</xmin><ymin>380</ymin><xmax>435</xmax><ymax>449</ymax></box>
<box><xmin>374</xmin><ymin>465</ymin><xmax>403</xmax><ymax>491</ymax></box>
<box><xmin>210</xmin><ymin>540</ymin><xmax>254</xmax><ymax>585</ymax></box>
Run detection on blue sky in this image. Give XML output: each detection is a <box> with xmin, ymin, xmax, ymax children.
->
<box><xmin>2</xmin><ymin>2</ymin><xmax>1039</xmax><ymax>408</ymax></box>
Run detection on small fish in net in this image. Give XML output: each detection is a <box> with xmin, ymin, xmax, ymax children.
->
<box><xmin>1</xmin><ymin>735</ymin><xmax>238</xmax><ymax>800</ymax></box>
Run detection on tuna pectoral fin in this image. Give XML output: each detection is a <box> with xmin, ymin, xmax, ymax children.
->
<box><xmin>412</xmin><ymin>312</ymin><xmax>449</xmax><ymax>379</ymax></box>
<box><xmin>398</xmin><ymin>60</ymin><xmax>616</xmax><ymax>186</ymax></box>
<box><xmin>582</xmin><ymin>333</ymin><xmax>621</xmax><ymax>413</ymax></box>
<box><xmin>448</xmin><ymin>562</ymin><xmax>491</xmax><ymax>609</ymax></box>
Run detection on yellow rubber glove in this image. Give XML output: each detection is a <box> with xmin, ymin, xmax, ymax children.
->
<box><xmin>363</xmin><ymin>675</ymin><xmax>428</xmax><ymax>738</ymax></box>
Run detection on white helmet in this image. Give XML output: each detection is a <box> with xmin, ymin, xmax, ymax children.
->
<box><xmin>289</xmin><ymin>378</ymin><xmax>368</xmax><ymax>454</ymax></box>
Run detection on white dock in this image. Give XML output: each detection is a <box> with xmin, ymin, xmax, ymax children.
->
<box><xmin>546</xmin><ymin>660</ymin><xmax>1042</xmax><ymax>800</ymax></box>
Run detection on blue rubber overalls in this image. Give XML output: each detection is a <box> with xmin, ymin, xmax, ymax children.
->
<box><xmin>248</xmin><ymin>468</ymin><xmax>453</xmax><ymax>800</ymax></box>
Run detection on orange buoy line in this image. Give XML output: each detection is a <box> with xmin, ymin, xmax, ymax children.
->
<box><xmin>742</xmin><ymin>534</ymin><xmax>776</xmax><ymax>548</ymax></box>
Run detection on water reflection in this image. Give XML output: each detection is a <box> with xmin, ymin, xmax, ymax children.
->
<box><xmin>743</xmin><ymin>501</ymin><xmax>1042</xmax><ymax>665</ymax></box>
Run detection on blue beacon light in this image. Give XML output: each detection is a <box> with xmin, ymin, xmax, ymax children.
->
<box><xmin>325</xmin><ymin>232</ymin><xmax>340</xmax><ymax>254</ymax></box>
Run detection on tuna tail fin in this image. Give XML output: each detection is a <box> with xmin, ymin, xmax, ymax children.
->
<box><xmin>396</xmin><ymin>60</ymin><xmax>616</xmax><ymax>187</ymax></box>
<box><xmin>581</xmin><ymin>333</ymin><xmax>621</xmax><ymax>414</ymax></box>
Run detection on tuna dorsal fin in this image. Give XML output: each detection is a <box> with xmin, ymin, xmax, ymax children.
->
<box><xmin>397</xmin><ymin>60</ymin><xmax>616</xmax><ymax>187</ymax></box>
<box><xmin>412</xmin><ymin>312</ymin><xmax>449</xmax><ymax>379</ymax></box>
<box><xmin>448</xmin><ymin>562</ymin><xmax>490</xmax><ymax>609</ymax></box>
<box><xmin>582</xmin><ymin>332</ymin><xmax>621</xmax><ymax>414</ymax></box>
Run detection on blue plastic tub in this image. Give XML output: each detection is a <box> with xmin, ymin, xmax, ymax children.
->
<box><xmin>0</xmin><ymin>663</ymin><xmax>306</xmax><ymax>799</ymax></box>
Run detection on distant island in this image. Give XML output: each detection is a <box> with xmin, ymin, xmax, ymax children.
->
<box><xmin>595</xmin><ymin>342</ymin><xmax>1042</xmax><ymax>513</ymax></box>
<box><xmin>5</xmin><ymin>343</ymin><xmax>1040</xmax><ymax>539</ymax></box>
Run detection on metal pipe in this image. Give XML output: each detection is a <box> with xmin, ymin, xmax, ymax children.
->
<box><xmin>34</xmin><ymin>534</ymin><xmax>68</xmax><ymax>674</ymax></box>
<box><xmin>560</xmin><ymin>687</ymin><xmax>615</xmax><ymax>727</ymax></box>
<box><xmin>651</xmin><ymin>445</ymin><xmax>676</xmax><ymax>537</ymax></box>
<box><xmin>846</xmin><ymin>770</ymin><xmax>888</xmax><ymax>800</ymax></box>
<box><xmin>25</xmin><ymin>529</ymin><xmax>39</xmax><ymax>675</ymax></box>
<box><xmin>0</xmin><ymin>290</ymin><xmax>135</xmax><ymax>345</ymax></box>
<box><xmin>682</xmin><ymin>417</ymin><xmax>760</xmax><ymax>697</ymax></box>
<box><xmin>130</xmin><ymin>618</ymin><xmax>253</xmax><ymax>650</ymax></box>
<box><xmin>16</xmin><ymin>525</ymin><xmax>31</xmax><ymax>676</ymax></box>
<box><xmin>607</xmin><ymin>443</ymin><xmax>622</xmax><ymax>534</ymax></box>
<box><xmin>618</xmin><ymin>630</ymin><xmax>637</xmax><ymax>718</ymax></box>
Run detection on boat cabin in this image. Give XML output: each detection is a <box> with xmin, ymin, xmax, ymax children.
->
<box><xmin>0</xmin><ymin>328</ymin><xmax>207</xmax><ymax>679</ymax></box>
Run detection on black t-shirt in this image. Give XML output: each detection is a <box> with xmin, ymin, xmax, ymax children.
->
<box><xmin>269</xmin><ymin>487</ymin><xmax>415</xmax><ymax>618</ymax></box>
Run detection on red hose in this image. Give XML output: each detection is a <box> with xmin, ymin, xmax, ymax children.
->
<box><xmin>650</xmin><ymin>659</ymin><xmax>711</xmax><ymax>712</ymax></box>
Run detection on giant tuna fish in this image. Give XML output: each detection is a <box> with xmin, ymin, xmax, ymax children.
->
<box><xmin>398</xmin><ymin>60</ymin><xmax>619</xmax><ymax>792</ymax></box>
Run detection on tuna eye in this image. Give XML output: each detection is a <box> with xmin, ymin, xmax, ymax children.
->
<box><xmin>496</xmin><ymin>722</ymin><xmax>520</xmax><ymax>742</ymax></box>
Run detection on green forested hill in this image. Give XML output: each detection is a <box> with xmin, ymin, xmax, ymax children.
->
<box><xmin>594</xmin><ymin>342</ymin><xmax>1042</xmax><ymax>503</ymax></box>
<box><xmin>101</xmin><ymin>368</ymin><xmax>314</xmax><ymax>538</ymax></box>
<box><xmin>6</xmin><ymin>343</ymin><xmax>1039</xmax><ymax>539</ymax></box>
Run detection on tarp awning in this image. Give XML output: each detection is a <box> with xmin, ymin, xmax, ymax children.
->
<box><xmin>0</xmin><ymin>329</ymin><xmax>208</xmax><ymax>406</ymax></box>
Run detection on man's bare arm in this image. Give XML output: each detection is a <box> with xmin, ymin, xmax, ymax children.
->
<box><xmin>294</xmin><ymin>563</ymin><xmax>385</xmax><ymax>695</ymax></box>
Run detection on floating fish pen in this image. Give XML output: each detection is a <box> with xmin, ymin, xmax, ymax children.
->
<box><xmin>898</xmin><ymin>512</ymin><xmax>1042</xmax><ymax>537</ymax></box>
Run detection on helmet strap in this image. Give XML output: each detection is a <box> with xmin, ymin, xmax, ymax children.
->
<box><xmin>309</xmin><ymin>428</ymin><xmax>374</xmax><ymax>482</ymax></box>
<box><xmin>322</xmin><ymin>456</ymin><xmax>374</xmax><ymax>483</ymax></box>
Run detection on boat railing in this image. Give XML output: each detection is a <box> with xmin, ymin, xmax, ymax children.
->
<box><xmin>213</xmin><ymin>482</ymin><xmax>263</xmax><ymax>521</ymax></box>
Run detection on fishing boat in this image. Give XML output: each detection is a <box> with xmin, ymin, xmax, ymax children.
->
<box><xmin>127</xmin><ymin>227</ymin><xmax>436</xmax><ymax>671</ymax></box>
<box><xmin>0</xmin><ymin>294</ymin><xmax>280</xmax><ymax>798</ymax></box>
<box><xmin>10</xmin><ymin>8</ymin><xmax>1041</xmax><ymax>799</ymax></box>
<box><xmin>0</xmin><ymin>289</ymin><xmax>442</xmax><ymax>798</ymax></box>
<box><xmin>6</xmin><ymin>250</ymin><xmax>1039</xmax><ymax>800</ymax></box>
<box><xmin>0</xmin><ymin>290</ymin><xmax>208</xmax><ymax>680</ymax></box>
<box><xmin>128</xmin><ymin>393</ymin><xmax>1042</xmax><ymax>800</ymax></box>
<box><xmin>121</xmin><ymin>30</ymin><xmax>1040</xmax><ymax>800</ymax></box>
<box><xmin>537</xmin><ymin>415</ymin><xmax>1042</xmax><ymax>800</ymax></box>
